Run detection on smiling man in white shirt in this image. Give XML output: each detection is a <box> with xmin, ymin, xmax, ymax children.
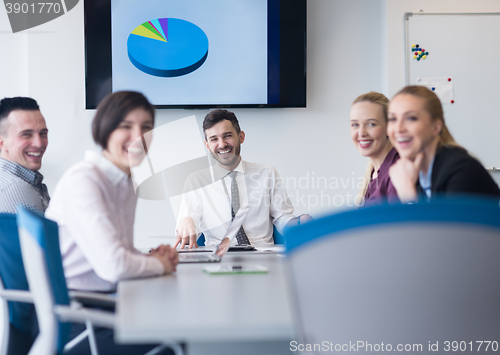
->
<box><xmin>174</xmin><ymin>109</ymin><xmax>311</xmax><ymax>248</ymax></box>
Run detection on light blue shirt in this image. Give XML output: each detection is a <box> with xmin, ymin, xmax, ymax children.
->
<box><xmin>419</xmin><ymin>157</ymin><xmax>435</xmax><ymax>199</ymax></box>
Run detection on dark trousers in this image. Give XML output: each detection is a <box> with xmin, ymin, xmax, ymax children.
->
<box><xmin>7</xmin><ymin>323</ymin><xmax>34</xmax><ymax>355</ymax></box>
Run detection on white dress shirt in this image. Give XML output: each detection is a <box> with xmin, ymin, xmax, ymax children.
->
<box><xmin>176</xmin><ymin>159</ymin><xmax>295</xmax><ymax>247</ymax></box>
<box><xmin>46</xmin><ymin>151</ymin><xmax>164</xmax><ymax>292</ymax></box>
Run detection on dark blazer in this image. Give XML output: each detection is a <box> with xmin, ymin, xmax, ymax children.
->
<box><xmin>424</xmin><ymin>146</ymin><xmax>500</xmax><ymax>199</ymax></box>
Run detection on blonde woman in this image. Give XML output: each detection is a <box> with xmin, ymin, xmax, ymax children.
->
<box><xmin>350</xmin><ymin>92</ymin><xmax>399</xmax><ymax>206</ymax></box>
<box><xmin>388</xmin><ymin>86</ymin><xmax>500</xmax><ymax>202</ymax></box>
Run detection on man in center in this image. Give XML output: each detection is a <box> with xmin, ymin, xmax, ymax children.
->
<box><xmin>174</xmin><ymin>109</ymin><xmax>310</xmax><ymax>248</ymax></box>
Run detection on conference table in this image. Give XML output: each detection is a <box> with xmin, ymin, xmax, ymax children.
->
<box><xmin>115</xmin><ymin>248</ymin><xmax>295</xmax><ymax>355</ymax></box>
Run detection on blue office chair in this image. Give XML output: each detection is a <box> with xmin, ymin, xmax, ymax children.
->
<box><xmin>196</xmin><ymin>227</ymin><xmax>285</xmax><ymax>246</ymax></box>
<box><xmin>285</xmin><ymin>198</ymin><xmax>500</xmax><ymax>351</ymax></box>
<box><xmin>16</xmin><ymin>208</ymin><xmax>102</xmax><ymax>354</ymax></box>
<box><xmin>272</xmin><ymin>225</ymin><xmax>285</xmax><ymax>244</ymax></box>
<box><xmin>0</xmin><ymin>212</ymin><xmax>113</xmax><ymax>355</ymax></box>
<box><xmin>0</xmin><ymin>213</ymin><xmax>37</xmax><ymax>355</ymax></box>
<box><xmin>16</xmin><ymin>207</ymin><xmax>182</xmax><ymax>355</ymax></box>
<box><xmin>196</xmin><ymin>234</ymin><xmax>205</xmax><ymax>246</ymax></box>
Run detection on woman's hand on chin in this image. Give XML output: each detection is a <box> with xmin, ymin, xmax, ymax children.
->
<box><xmin>389</xmin><ymin>153</ymin><xmax>423</xmax><ymax>203</ymax></box>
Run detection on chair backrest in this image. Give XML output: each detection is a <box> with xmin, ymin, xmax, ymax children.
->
<box><xmin>17</xmin><ymin>207</ymin><xmax>71</xmax><ymax>355</ymax></box>
<box><xmin>273</xmin><ymin>225</ymin><xmax>284</xmax><ymax>244</ymax></box>
<box><xmin>197</xmin><ymin>227</ymin><xmax>284</xmax><ymax>246</ymax></box>
<box><xmin>197</xmin><ymin>233</ymin><xmax>205</xmax><ymax>246</ymax></box>
<box><xmin>0</xmin><ymin>277</ymin><xmax>7</xmax><ymax>355</ymax></box>
<box><xmin>0</xmin><ymin>213</ymin><xmax>36</xmax><ymax>337</ymax></box>
<box><xmin>285</xmin><ymin>199</ymin><xmax>500</xmax><ymax>353</ymax></box>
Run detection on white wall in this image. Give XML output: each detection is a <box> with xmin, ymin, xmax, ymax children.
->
<box><xmin>0</xmin><ymin>6</ymin><xmax>28</xmax><ymax>96</ymax></box>
<box><xmin>384</xmin><ymin>0</ymin><xmax>500</xmax><ymax>96</ymax></box>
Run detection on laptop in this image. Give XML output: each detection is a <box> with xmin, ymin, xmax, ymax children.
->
<box><xmin>178</xmin><ymin>246</ymin><xmax>221</xmax><ymax>263</ymax></box>
<box><xmin>141</xmin><ymin>243</ymin><xmax>221</xmax><ymax>263</ymax></box>
<box><xmin>178</xmin><ymin>252</ymin><xmax>221</xmax><ymax>263</ymax></box>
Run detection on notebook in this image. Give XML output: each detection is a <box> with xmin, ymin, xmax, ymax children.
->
<box><xmin>178</xmin><ymin>252</ymin><xmax>221</xmax><ymax>263</ymax></box>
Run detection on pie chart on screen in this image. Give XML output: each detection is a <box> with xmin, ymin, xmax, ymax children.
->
<box><xmin>127</xmin><ymin>18</ymin><xmax>209</xmax><ymax>77</ymax></box>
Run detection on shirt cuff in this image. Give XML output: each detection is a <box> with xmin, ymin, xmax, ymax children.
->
<box><xmin>274</xmin><ymin>214</ymin><xmax>296</xmax><ymax>235</ymax></box>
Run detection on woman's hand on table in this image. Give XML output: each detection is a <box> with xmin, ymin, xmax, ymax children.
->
<box><xmin>150</xmin><ymin>244</ymin><xmax>179</xmax><ymax>273</ymax></box>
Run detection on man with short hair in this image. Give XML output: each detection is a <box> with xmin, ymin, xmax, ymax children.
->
<box><xmin>0</xmin><ymin>97</ymin><xmax>50</xmax><ymax>213</ymax></box>
<box><xmin>174</xmin><ymin>109</ymin><xmax>311</xmax><ymax>248</ymax></box>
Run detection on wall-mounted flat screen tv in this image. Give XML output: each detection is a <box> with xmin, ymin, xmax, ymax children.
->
<box><xmin>84</xmin><ymin>0</ymin><xmax>306</xmax><ymax>109</ymax></box>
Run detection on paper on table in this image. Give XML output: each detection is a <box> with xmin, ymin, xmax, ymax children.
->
<box><xmin>416</xmin><ymin>77</ymin><xmax>454</xmax><ymax>104</ymax></box>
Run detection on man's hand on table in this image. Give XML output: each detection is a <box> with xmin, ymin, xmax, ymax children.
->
<box><xmin>174</xmin><ymin>217</ymin><xmax>199</xmax><ymax>249</ymax></box>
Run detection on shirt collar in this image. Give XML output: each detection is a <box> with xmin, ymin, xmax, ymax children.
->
<box><xmin>85</xmin><ymin>151</ymin><xmax>129</xmax><ymax>186</ymax></box>
<box><xmin>233</xmin><ymin>159</ymin><xmax>246</xmax><ymax>174</ymax></box>
<box><xmin>212</xmin><ymin>158</ymin><xmax>246</xmax><ymax>180</ymax></box>
<box><xmin>419</xmin><ymin>156</ymin><xmax>435</xmax><ymax>198</ymax></box>
<box><xmin>0</xmin><ymin>158</ymin><xmax>44</xmax><ymax>186</ymax></box>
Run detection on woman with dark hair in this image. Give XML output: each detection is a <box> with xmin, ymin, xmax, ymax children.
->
<box><xmin>350</xmin><ymin>91</ymin><xmax>399</xmax><ymax>206</ymax></box>
<box><xmin>46</xmin><ymin>91</ymin><xmax>177</xmax><ymax>354</ymax></box>
<box><xmin>387</xmin><ymin>86</ymin><xmax>500</xmax><ymax>202</ymax></box>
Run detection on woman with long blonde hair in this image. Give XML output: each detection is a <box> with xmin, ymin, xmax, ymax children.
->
<box><xmin>388</xmin><ymin>85</ymin><xmax>500</xmax><ymax>202</ymax></box>
<box><xmin>350</xmin><ymin>91</ymin><xmax>399</xmax><ymax>206</ymax></box>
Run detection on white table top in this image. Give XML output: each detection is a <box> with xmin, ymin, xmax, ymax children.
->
<box><xmin>115</xmin><ymin>252</ymin><xmax>294</xmax><ymax>343</ymax></box>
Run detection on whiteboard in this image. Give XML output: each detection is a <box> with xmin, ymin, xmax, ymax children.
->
<box><xmin>405</xmin><ymin>13</ymin><xmax>500</xmax><ymax>168</ymax></box>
